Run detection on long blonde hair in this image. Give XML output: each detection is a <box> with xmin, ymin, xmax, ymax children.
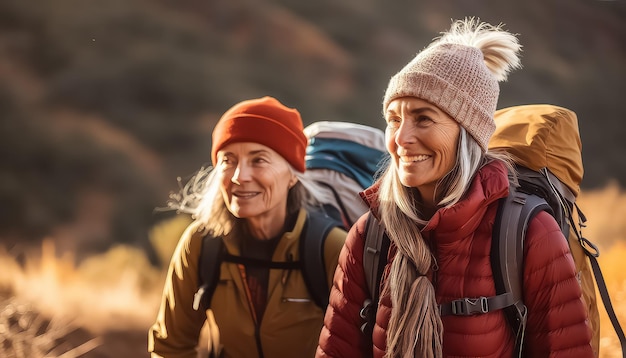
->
<box><xmin>378</xmin><ymin>18</ymin><xmax>521</xmax><ymax>358</ymax></box>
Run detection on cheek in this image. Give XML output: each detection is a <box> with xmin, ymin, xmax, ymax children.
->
<box><xmin>385</xmin><ymin>129</ymin><xmax>396</xmax><ymax>155</ymax></box>
<box><xmin>263</xmin><ymin>168</ymin><xmax>291</xmax><ymax>198</ymax></box>
<box><xmin>437</xmin><ymin>131</ymin><xmax>460</xmax><ymax>168</ymax></box>
<box><xmin>440</xmin><ymin>139</ymin><xmax>457</xmax><ymax>157</ymax></box>
<box><xmin>219</xmin><ymin>171</ymin><xmax>232</xmax><ymax>190</ymax></box>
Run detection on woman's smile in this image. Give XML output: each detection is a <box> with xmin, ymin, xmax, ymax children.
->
<box><xmin>231</xmin><ymin>190</ymin><xmax>260</xmax><ymax>199</ymax></box>
<box><xmin>399</xmin><ymin>154</ymin><xmax>431</xmax><ymax>163</ymax></box>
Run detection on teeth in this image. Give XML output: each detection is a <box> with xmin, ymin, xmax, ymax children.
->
<box><xmin>400</xmin><ymin>155</ymin><xmax>430</xmax><ymax>163</ymax></box>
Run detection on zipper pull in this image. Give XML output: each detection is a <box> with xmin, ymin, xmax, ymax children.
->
<box><xmin>193</xmin><ymin>284</ymin><xmax>207</xmax><ymax>311</ymax></box>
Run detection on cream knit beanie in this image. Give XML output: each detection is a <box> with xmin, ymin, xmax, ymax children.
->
<box><xmin>383</xmin><ymin>18</ymin><xmax>522</xmax><ymax>151</ymax></box>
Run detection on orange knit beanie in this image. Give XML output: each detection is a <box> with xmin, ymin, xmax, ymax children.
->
<box><xmin>211</xmin><ymin>96</ymin><xmax>307</xmax><ymax>172</ymax></box>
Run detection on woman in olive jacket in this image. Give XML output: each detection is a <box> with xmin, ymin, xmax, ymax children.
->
<box><xmin>316</xmin><ymin>19</ymin><xmax>593</xmax><ymax>358</ymax></box>
<box><xmin>149</xmin><ymin>96</ymin><xmax>347</xmax><ymax>358</ymax></box>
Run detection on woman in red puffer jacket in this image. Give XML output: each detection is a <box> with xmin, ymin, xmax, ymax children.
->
<box><xmin>316</xmin><ymin>18</ymin><xmax>593</xmax><ymax>358</ymax></box>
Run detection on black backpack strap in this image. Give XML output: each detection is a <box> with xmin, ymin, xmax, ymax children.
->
<box><xmin>193</xmin><ymin>235</ymin><xmax>225</xmax><ymax>311</ymax></box>
<box><xmin>438</xmin><ymin>186</ymin><xmax>551</xmax><ymax>357</ymax></box>
<box><xmin>220</xmin><ymin>253</ymin><xmax>300</xmax><ymax>269</ymax></box>
<box><xmin>359</xmin><ymin>212</ymin><xmax>389</xmax><ymax>337</ymax></box>
<box><xmin>492</xmin><ymin>186</ymin><xmax>551</xmax><ymax>357</ymax></box>
<box><xmin>363</xmin><ymin>213</ymin><xmax>387</xmax><ymax>300</ymax></box>
<box><xmin>585</xmin><ymin>250</ymin><xmax>626</xmax><ymax>355</ymax></box>
<box><xmin>568</xmin><ymin>205</ymin><xmax>626</xmax><ymax>355</ymax></box>
<box><xmin>300</xmin><ymin>210</ymin><xmax>343</xmax><ymax>309</ymax></box>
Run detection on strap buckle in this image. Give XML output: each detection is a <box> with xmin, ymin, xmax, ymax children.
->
<box><xmin>451</xmin><ymin>296</ymin><xmax>489</xmax><ymax>315</ymax></box>
<box><xmin>360</xmin><ymin>299</ymin><xmax>375</xmax><ymax>335</ymax></box>
<box><xmin>360</xmin><ymin>299</ymin><xmax>373</xmax><ymax>319</ymax></box>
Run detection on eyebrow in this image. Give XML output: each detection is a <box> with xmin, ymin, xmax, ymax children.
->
<box><xmin>386</xmin><ymin>106</ymin><xmax>439</xmax><ymax>117</ymax></box>
<box><xmin>248</xmin><ymin>149</ymin><xmax>270</xmax><ymax>156</ymax></box>
<box><xmin>409</xmin><ymin>107</ymin><xmax>438</xmax><ymax>116</ymax></box>
<box><xmin>221</xmin><ymin>149</ymin><xmax>271</xmax><ymax>157</ymax></box>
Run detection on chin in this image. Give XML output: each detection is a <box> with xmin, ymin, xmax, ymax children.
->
<box><xmin>399</xmin><ymin>177</ymin><xmax>418</xmax><ymax>188</ymax></box>
<box><xmin>397</xmin><ymin>172</ymin><xmax>418</xmax><ymax>187</ymax></box>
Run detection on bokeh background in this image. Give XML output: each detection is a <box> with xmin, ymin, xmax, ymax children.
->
<box><xmin>0</xmin><ymin>0</ymin><xmax>624</xmax><ymax>357</ymax></box>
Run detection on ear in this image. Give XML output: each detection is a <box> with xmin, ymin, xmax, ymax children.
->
<box><xmin>288</xmin><ymin>175</ymin><xmax>299</xmax><ymax>189</ymax></box>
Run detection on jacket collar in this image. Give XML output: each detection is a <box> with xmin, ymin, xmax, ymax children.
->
<box><xmin>359</xmin><ymin>160</ymin><xmax>509</xmax><ymax>236</ymax></box>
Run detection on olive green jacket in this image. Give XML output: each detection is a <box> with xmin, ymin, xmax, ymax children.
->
<box><xmin>148</xmin><ymin>208</ymin><xmax>347</xmax><ymax>358</ymax></box>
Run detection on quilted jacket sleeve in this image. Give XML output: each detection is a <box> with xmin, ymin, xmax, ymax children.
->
<box><xmin>316</xmin><ymin>215</ymin><xmax>372</xmax><ymax>358</ymax></box>
<box><xmin>323</xmin><ymin>226</ymin><xmax>350</xmax><ymax>289</ymax></box>
<box><xmin>522</xmin><ymin>211</ymin><xmax>594</xmax><ymax>357</ymax></box>
<box><xmin>148</xmin><ymin>222</ymin><xmax>208</xmax><ymax>358</ymax></box>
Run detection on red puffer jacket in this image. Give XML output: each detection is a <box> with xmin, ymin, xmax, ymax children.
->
<box><xmin>316</xmin><ymin>161</ymin><xmax>593</xmax><ymax>358</ymax></box>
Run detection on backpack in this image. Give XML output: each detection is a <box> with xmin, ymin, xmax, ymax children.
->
<box><xmin>304</xmin><ymin>121</ymin><xmax>387</xmax><ymax>229</ymax></box>
<box><xmin>192</xmin><ymin>210</ymin><xmax>342</xmax><ymax>312</ymax></box>
<box><xmin>361</xmin><ymin>104</ymin><xmax>625</xmax><ymax>357</ymax></box>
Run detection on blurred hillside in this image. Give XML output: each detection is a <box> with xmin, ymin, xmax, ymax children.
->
<box><xmin>0</xmin><ymin>0</ymin><xmax>624</xmax><ymax>261</ymax></box>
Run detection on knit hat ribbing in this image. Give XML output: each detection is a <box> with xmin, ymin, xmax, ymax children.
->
<box><xmin>383</xmin><ymin>19</ymin><xmax>521</xmax><ymax>151</ymax></box>
<box><xmin>211</xmin><ymin>96</ymin><xmax>307</xmax><ymax>172</ymax></box>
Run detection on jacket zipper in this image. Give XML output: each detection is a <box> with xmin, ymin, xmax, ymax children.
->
<box><xmin>238</xmin><ymin>264</ymin><xmax>265</xmax><ymax>358</ymax></box>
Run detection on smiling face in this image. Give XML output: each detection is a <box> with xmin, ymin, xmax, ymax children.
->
<box><xmin>216</xmin><ymin>142</ymin><xmax>298</xmax><ymax>225</ymax></box>
<box><xmin>385</xmin><ymin>97</ymin><xmax>460</xmax><ymax>204</ymax></box>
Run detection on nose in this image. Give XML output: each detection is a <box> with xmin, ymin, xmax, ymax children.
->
<box><xmin>231</xmin><ymin>162</ymin><xmax>251</xmax><ymax>185</ymax></box>
<box><xmin>395</xmin><ymin>117</ymin><xmax>415</xmax><ymax>147</ymax></box>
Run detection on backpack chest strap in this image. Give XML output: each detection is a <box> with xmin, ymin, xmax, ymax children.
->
<box><xmin>222</xmin><ymin>253</ymin><xmax>301</xmax><ymax>269</ymax></box>
<box><xmin>439</xmin><ymin>292</ymin><xmax>514</xmax><ymax>316</ymax></box>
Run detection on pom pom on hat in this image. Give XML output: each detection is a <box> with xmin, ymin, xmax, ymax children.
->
<box><xmin>383</xmin><ymin>18</ymin><xmax>522</xmax><ymax>151</ymax></box>
<box><xmin>211</xmin><ymin>96</ymin><xmax>308</xmax><ymax>172</ymax></box>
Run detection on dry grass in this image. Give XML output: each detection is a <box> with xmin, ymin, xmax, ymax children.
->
<box><xmin>0</xmin><ymin>240</ymin><xmax>163</xmax><ymax>357</ymax></box>
<box><xmin>0</xmin><ymin>184</ymin><xmax>624</xmax><ymax>357</ymax></box>
<box><xmin>0</xmin><ymin>296</ymin><xmax>102</xmax><ymax>358</ymax></box>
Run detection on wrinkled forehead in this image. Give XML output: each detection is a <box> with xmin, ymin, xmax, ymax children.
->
<box><xmin>217</xmin><ymin>142</ymin><xmax>280</xmax><ymax>158</ymax></box>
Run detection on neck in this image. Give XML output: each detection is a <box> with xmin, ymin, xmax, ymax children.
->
<box><xmin>415</xmin><ymin>188</ymin><xmax>437</xmax><ymax>220</ymax></box>
<box><xmin>246</xmin><ymin>217</ymin><xmax>284</xmax><ymax>240</ymax></box>
<box><xmin>245</xmin><ymin>208</ymin><xmax>297</xmax><ymax>240</ymax></box>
